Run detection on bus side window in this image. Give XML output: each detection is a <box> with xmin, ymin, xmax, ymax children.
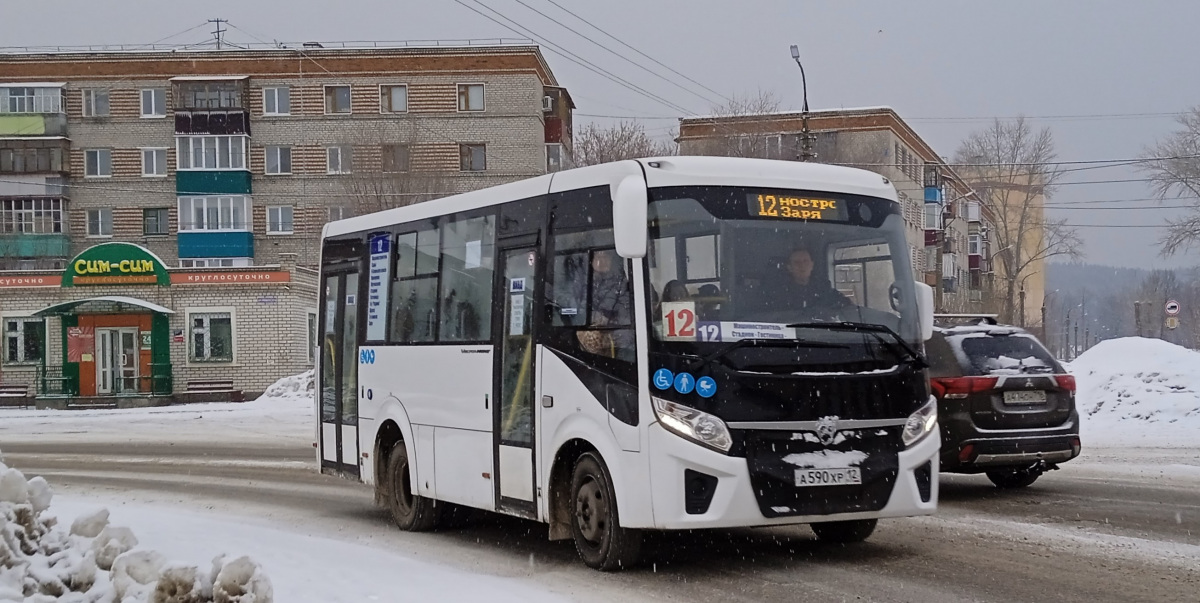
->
<box><xmin>545</xmin><ymin>188</ymin><xmax>637</xmax><ymax>368</ymax></box>
<box><xmin>390</xmin><ymin>227</ymin><xmax>440</xmax><ymax>343</ymax></box>
<box><xmin>438</xmin><ymin>215</ymin><xmax>495</xmax><ymax>342</ymax></box>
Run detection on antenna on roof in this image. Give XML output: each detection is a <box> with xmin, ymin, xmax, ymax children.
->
<box><xmin>208</xmin><ymin>18</ymin><xmax>229</xmax><ymax>49</ymax></box>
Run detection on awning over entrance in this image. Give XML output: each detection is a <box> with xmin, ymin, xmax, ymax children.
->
<box><xmin>33</xmin><ymin>296</ymin><xmax>175</xmax><ymax>317</ymax></box>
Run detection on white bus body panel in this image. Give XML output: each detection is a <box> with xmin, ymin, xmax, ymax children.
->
<box><xmin>358</xmin><ymin>345</ymin><xmax>496</xmax><ymax>510</ymax></box>
<box><xmin>637</xmin><ymin>156</ymin><xmax>899</xmax><ymax>203</ymax></box>
<box><xmin>645</xmin><ymin>422</ymin><xmax>939</xmax><ymax>529</ymax></box>
<box><xmin>536</xmin><ymin>347</ymin><xmax>656</xmax><ymax>528</ymax></box>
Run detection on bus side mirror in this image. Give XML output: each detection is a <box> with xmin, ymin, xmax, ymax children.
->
<box><xmin>613</xmin><ymin>174</ymin><xmax>648</xmax><ymax>259</ymax></box>
<box><xmin>914</xmin><ymin>281</ymin><xmax>934</xmax><ymax>341</ymax></box>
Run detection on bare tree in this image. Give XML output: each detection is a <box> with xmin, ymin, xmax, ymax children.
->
<box><xmin>573</xmin><ymin>120</ymin><xmax>676</xmax><ymax>166</ymax></box>
<box><xmin>687</xmin><ymin>90</ymin><xmax>784</xmax><ymax>157</ymax></box>
<box><xmin>955</xmin><ymin>117</ymin><xmax>1083</xmax><ymax>324</ymax></box>
<box><xmin>1140</xmin><ymin>107</ymin><xmax>1200</xmax><ymax>255</ymax></box>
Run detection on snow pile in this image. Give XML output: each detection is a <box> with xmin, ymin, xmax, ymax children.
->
<box><xmin>253</xmin><ymin>369</ymin><xmax>314</xmax><ymax>405</ymax></box>
<box><xmin>0</xmin><ymin>450</ymin><xmax>273</xmax><ymax>602</ymax></box>
<box><xmin>1069</xmin><ymin>337</ymin><xmax>1200</xmax><ymax>448</ymax></box>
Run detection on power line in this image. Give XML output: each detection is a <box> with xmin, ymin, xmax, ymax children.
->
<box><xmin>507</xmin><ymin>0</ymin><xmax>720</xmax><ymax>106</ymax></box>
<box><xmin>580</xmin><ymin>110</ymin><xmax>1193</xmax><ymax>123</ymax></box>
<box><xmin>454</xmin><ymin>0</ymin><xmax>696</xmax><ymax>116</ymax></box>
<box><xmin>537</xmin><ymin>0</ymin><xmax>732</xmax><ymax>104</ymax></box>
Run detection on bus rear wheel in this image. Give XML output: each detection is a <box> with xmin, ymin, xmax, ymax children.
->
<box><xmin>570</xmin><ymin>452</ymin><xmax>642</xmax><ymax>570</ymax></box>
<box><xmin>386</xmin><ymin>444</ymin><xmax>440</xmax><ymax>531</ymax></box>
<box><xmin>811</xmin><ymin>518</ymin><xmax>877</xmax><ymax>543</ymax></box>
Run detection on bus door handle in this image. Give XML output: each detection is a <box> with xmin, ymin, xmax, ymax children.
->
<box><xmin>542</xmin><ymin>395</ymin><xmax>554</xmax><ymax>408</ymax></box>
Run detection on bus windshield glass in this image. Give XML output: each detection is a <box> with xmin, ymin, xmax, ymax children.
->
<box><xmin>646</xmin><ymin>185</ymin><xmax>921</xmax><ymax>359</ymax></box>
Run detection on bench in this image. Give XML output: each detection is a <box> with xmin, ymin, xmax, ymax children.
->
<box><xmin>0</xmin><ymin>384</ymin><xmax>32</xmax><ymax>408</ymax></box>
<box><xmin>182</xmin><ymin>379</ymin><xmax>244</xmax><ymax>403</ymax></box>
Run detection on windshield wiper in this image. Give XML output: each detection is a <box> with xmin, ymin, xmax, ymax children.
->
<box><xmin>685</xmin><ymin>337</ymin><xmax>847</xmax><ymax>373</ymax></box>
<box><xmin>786</xmin><ymin>321</ymin><xmax>929</xmax><ymax>369</ymax></box>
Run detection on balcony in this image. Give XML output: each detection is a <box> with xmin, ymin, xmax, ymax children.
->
<box><xmin>0</xmin><ymin>233</ymin><xmax>70</xmax><ymax>258</ymax></box>
<box><xmin>178</xmin><ymin>231</ymin><xmax>254</xmax><ymax>258</ymax></box>
<box><xmin>0</xmin><ymin>113</ymin><xmax>67</xmax><ymax>137</ymax></box>
<box><xmin>0</xmin><ymin>139</ymin><xmax>70</xmax><ymax>175</ymax></box>
<box><xmin>171</xmin><ymin>77</ymin><xmax>251</xmax><ymax>135</ymax></box>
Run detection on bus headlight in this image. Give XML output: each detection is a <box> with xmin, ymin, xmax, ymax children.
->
<box><xmin>902</xmin><ymin>397</ymin><xmax>938</xmax><ymax>447</ymax></box>
<box><xmin>652</xmin><ymin>397</ymin><xmax>733</xmax><ymax>453</ymax></box>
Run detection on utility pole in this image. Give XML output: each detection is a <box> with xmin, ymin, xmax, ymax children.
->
<box><xmin>1018</xmin><ymin>287</ymin><xmax>1026</xmax><ymax>327</ymax></box>
<box><xmin>789</xmin><ymin>45</ymin><xmax>817</xmax><ymax>162</ymax></box>
<box><xmin>1134</xmin><ymin>300</ymin><xmax>1142</xmax><ymax>337</ymax></box>
<box><xmin>208</xmin><ymin>18</ymin><xmax>229</xmax><ymax>49</ymax></box>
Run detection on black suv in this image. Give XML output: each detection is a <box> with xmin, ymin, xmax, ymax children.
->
<box><xmin>926</xmin><ymin>316</ymin><xmax>1081</xmax><ymax>488</ymax></box>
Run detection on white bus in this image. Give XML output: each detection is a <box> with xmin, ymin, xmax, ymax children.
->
<box><xmin>318</xmin><ymin>156</ymin><xmax>939</xmax><ymax>570</ymax></box>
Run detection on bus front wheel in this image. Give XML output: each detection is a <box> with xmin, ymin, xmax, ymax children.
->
<box><xmin>570</xmin><ymin>452</ymin><xmax>642</xmax><ymax>570</ymax></box>
<box><xmin>387</xmin><ymin>444</ymin><xmax>440</xmax><ymax>531</ymax></box>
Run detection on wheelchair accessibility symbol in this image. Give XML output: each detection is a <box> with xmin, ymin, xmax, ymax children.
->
<box><xmin>653</xmin><ymin>368</ymin><xmax>674</xmax><ymax>391</ymax></box>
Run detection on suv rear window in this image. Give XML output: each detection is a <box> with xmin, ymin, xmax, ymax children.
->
<box><xmin>956</xmin><ymin>334</ymin><xmax>1058</xmax><ymax>376</ymax></box>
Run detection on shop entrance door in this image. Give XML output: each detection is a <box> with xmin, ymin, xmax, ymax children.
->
<box><xmin>96</xmin><ymin>327</ymin><xmax>139</xmax><ymax>395</ymax></box>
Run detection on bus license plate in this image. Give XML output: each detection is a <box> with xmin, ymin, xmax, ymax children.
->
<box><xmin>795</xmin><ymin>467</ymin><xmax>862</xmax><ymax>487</ymax></box>
<box><xmin>1003</xmin><ymin>390</ymin><xmax>1047</xmax><ymax>404</ymax></box>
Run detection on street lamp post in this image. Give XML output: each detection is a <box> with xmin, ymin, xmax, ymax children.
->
<box><xmin>789</xmin><ymin>45</ymin><xmax>816</xmax><ymax>162</ymax></box>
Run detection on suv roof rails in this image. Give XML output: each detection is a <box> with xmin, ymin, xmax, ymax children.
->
<box><xmin>933</xmin><ymin>313</ymin><xmax>1000</xmax><ymax>327</ymax></box>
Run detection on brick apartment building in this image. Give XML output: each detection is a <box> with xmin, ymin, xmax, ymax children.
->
<box><xmin>677</xmin><ymin>107</ymin><xmax>994</xmax><ymax>313</ymax></box>
<box><xmin>0</xmin><ymin>42</ymin><xmax>573</xmax><ymax>406</ymax></box>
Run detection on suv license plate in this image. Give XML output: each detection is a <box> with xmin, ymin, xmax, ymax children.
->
<box><xmin>795</xmin><ymin>467</ymin><xmax>862</xmax><ymax>487</ymax></box>
<box><xmin>1003</xmin><ymin>390</ymin><xmax>1047</xmax><ymax>404</ymax></box>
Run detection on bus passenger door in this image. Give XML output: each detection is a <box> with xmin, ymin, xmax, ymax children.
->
<box><xmin>493</xmin><ymin>242</ymin><xmax>539</xmax><ymax>516</ymax></box>
<box><xmin>319</xmin><ymin>268</ymin><xmax>361</xmax><ymax>477</ymax></box>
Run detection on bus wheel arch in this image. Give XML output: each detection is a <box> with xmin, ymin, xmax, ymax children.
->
<box><xmin>374</xmin><ymin>419</ymin><xmax>405</xmax><ymax>507</ymax></box>
<box><xmin>548</xmin><ymin>439</ymin><xmax>597</xmax><ymax>541</ymax></box>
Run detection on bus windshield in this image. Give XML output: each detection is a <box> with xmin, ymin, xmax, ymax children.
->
<box><xmin>646</xmin><ymin>186</ymin><xmax>921</xmax><ymax>357</ymax></box>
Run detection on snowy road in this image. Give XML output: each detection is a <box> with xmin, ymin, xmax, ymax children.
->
<box><xmin>3</xmin><ymin>436</ymin><xmax>1197</xmax><ymax>603</ymax></box>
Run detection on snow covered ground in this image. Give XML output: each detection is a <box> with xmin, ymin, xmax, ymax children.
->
<box><xmin>1070</xmin><ymin>337</ymin><xmax>1200</xmax><ymax>448</ymax></box>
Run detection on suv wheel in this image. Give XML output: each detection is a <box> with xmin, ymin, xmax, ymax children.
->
<box><xmin>811</xmin><ymin>518</ymin><xmax>878</xmax><ymax>543</ymax></box>
<box><xmin>986</xmin><ymin>466</ymin><xmax>1041</xmax><ymax>489</ymax></box>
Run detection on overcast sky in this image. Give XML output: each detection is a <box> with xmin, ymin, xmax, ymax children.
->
<box><xmin>3</xmin><ymin>0</ymin><xmax>1197</xmax><ymax>270</ymax></box>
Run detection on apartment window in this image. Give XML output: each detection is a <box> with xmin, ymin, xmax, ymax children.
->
<box><xmin>180</xmin><ymin>258</ymin><xmax>251</xmax><ymax>268</ymax></box>
<box><xmin>1</xmin><ymin>87</ymin><xmax>63</xmax><ymax>114</ymax></box>
<box><xmin>84</xmin><ymin>149</ymin><xmax>112</xmax><ymax>177</ymax></box>
<box><xmin>379</xmin><ymin>85</ymin><xmax>408</xmax><ymax>113</ymax></box>
<box><xmin>0</xmin><ymin>199</ymin><xmax>63</xmax><ymax>234</ymax></box>
<box><xmin>381</xmin><ymin>144</ymin><xmax>409</xmax><ymax>173</ymax></box>
<box><xmin>190</xmin><ymin>311</ymin><xmax>233</xmax><ymax>362</ymax></box>
<box><xmin>546</xmin><ymin>143</ymin><xmax>563</xmax><ymax>172</ymax></box>
<box><xmin>460</xmin><ymin>144</ymin><xmax>486</xmax><ymax>172</ymax></box>
<box><xmin>968</xmin><ymin>233</ymin><xmax>981</xmax><ymax>256</ymax></box>
<box><xmin>87</xmin><ymin>208</ymin><xmax>113</xmax><ymax>237</ymax></box>
<box><xmin>327</xmin><ymin>146</ymin><xmax>352</xmax><ymax>174</ymax></box>
<box><xmin>324</xmin><ymin>85</ymin><xmax>351</xmax><ymax>114</ymax></box>
<box><xmin>327</xmin><ymin>206</ymin><xmax>348</xmax><ymax>222</ymax></box>
<box><xmin>457</xmin><ymin>84</ymin><xmax>484</xmax><ymax>112</ymax></box>
<box><xmin>263</xmin><ymin>86</ymin><xmax>290</xmax><ymax>116</ymax></box>
<box><xmin>141</xmin><ymin>148</ymin><xmax>168</xmax><ymax>177</ymax></box>
<box><xmin>1</xmin><ymin>147</ymin><xmax>64</xmax><ymax>173</ymax></box>
<box><xmin>924</xmin><ymin>203</ymin><xmax>942</xmax><ymax>230</ymax></box>
<box><xmin>178</xmin><ymin>196</ymin><xmax>250</xmax><ymax>231</ymax></box>
<box><xmin>267</xmin><ymin>205</ymin><xmax>294</xmax><ymax>234</ymax></box>
<box><xmin>140</xmin><ymin>89</ymin><xmax>167</xmax><ymax>117</ymax></box>
<box><xmin>176</xmin><ymin>136</ymin><xmax>247</xmax><ymax>170</ymax></box>
<box><xmin>82</xmin><ymin>89</ymin><xmax>110</xmax><ymax>117</ymax></box>
<box><xmin>265</xmin><ymin>146</ymin><xmax>292</xmax><ymax>175</ymax></box>
<box><xmin>143</xmin><ymin>208</ymin><xmax>169</xmax><ymax>236</ymax></box>
<box><xmin>180</xmin><ymin>82</ymin><xmax>243</xmax><ymax>109</ymax></box>
<box><xmin>4</xmin><ymin>318</ymin><xmax>44</xmax><ymax>364</ymax></box>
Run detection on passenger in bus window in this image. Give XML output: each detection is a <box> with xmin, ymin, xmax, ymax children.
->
<box><xmin>577</xmin><ymin>249</ymin><xmax>635</xmax><ymax>361</ymax></box>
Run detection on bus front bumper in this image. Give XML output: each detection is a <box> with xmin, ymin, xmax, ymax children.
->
<box><xmin>644</xmin><ymin>422</ymin><xmax>939</xmax><ymax>530</ymax></box>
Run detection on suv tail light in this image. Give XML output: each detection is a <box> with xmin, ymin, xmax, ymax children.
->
<box><xmin>1055</xmin><ymin>375</ymin><xmax>1076</xmax><ymax>392</ymax></box>
<box><xmin>931</xmin><ymin>376</ymin><xmax>998</xmax><ymax>399</ymax></box>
